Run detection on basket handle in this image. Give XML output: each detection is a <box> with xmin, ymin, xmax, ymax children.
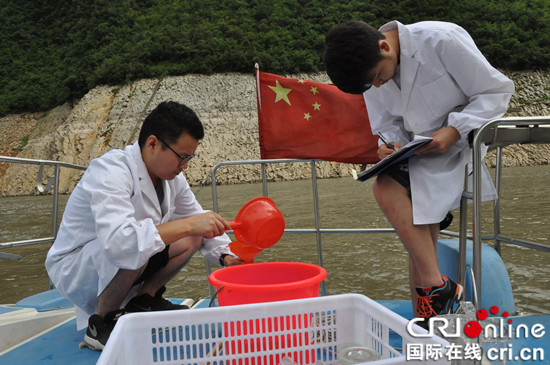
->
<box><xmin>209</xmin><ymin>285</ymin><xmax>224</xmax><ymax>307</ymax></box>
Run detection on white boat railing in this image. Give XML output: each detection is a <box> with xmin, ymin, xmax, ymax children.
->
<box><xmin>468</xmin><ymin>116</ymin><xmax>550</xmax><ymax>307</ymax></box>
<box><xmin>207</xmin><ymin>117</ymin><xmax>550</xmax><ymax>306</ymax></box>
<box><xmin>0</xmin><ymin>156</ymin><xmax>86</xmax><ymax>263</ymax></box>
<box><xmin>208</xmin><ymin>158</ymin><xmax>400</xmax><ymax>298</ymax></box>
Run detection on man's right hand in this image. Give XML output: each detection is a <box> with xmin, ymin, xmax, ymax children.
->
<box><xmin>377</xmin><ymin>142</ymin><xmax>401</xmax><ymax>159</ymax></box>
<box><xmin>185</xmin><ymin>212</ymin><xmax>231</xmax><ymax>239</ymax></box>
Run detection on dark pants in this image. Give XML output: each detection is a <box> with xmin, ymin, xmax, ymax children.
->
<box><xmin>133</xmin><ymin>245</ymin><xmax>170</xmax><ymax>285</ymax></box>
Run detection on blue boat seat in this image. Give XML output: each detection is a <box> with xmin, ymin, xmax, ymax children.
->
<box><xmin>15</xmin><ymin>289</ymin><xmax>73</xmax><ymax>312</ymax></box>
<box><xmin>437</xmin><ymin>238</ymin><xmax>516</xmax><ymax>315</ymax></box>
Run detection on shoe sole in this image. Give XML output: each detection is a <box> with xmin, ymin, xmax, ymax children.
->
<box><xmin>447</xmin><ymin>284</ymin><xmax>464</xmax><ymax>314</ymax></box>
<box><xmin>82</xmin><ymin>334</ymin><xmax>105</xmax><ymax>351</ymax></box>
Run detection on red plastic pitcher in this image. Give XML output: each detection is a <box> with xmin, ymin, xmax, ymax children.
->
<box><xmin>227</xmin><ymin>197</ymin><xmax>285</xmax><ymax>262</ymax></box>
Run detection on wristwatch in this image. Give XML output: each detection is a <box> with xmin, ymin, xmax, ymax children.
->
<box><xmin>219</xmin><ymin>253</ymin><xmax>230</xmax><ymax>267</ymax></box>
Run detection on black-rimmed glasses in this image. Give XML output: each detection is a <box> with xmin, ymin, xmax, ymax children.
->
<box><xmin>363</xmin><ymin>83</ymin><xmax>373</xmax><ymax>91</ymax></box>
<box><xmin>157</xmin><ymin>136</ymin><xmax>195</xmax><ymax>165</ymax></box>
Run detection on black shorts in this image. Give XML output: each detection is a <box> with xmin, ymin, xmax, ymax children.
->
<box><xmin>382</xmin><ymin>161</ymin><xmax>411</xmax><ymax>194</ymax></box>
<box><xmin>133</xmin><ymin>245</ymin><xmax>170</xmax><ymax>285</ymax></box>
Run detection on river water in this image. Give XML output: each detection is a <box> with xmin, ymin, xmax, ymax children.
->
<box><xmin>1</xmin><ymin>165</ymin><xmax>549</xmax><ymax>315</ymax></box>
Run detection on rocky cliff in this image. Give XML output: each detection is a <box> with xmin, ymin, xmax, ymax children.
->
<box><xmin>0</xmin><ymin>70</ymin><xmax>549</xmax><ymax>196</ymax></box>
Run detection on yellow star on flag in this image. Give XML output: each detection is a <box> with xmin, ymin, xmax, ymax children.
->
<box><xmin>310</xmin><ymin>86</ymin><xmax>319</xmax><ymax>95</ymax></box>
<box><xmin>312</xmin><ymin>102</ymin><xmax>321</xmax><ymax>111</ymax></box>
<box><xmin>268</xmin><ymin>80</ymin><xmax>292</xmax><ymax>105</ymax></box>
<box><xmin>304</xmin><ymin>112</ymin><xmax>312</xmax><ymax>120</ymax></box>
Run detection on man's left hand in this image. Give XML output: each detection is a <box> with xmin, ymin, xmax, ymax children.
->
<box><xmin>416</xmin><ymin>126</ymin><xmax>460</xmax><ymax>155</ymax></box>
<box><xmin>223</xmin><ymin>255</ymin><xmax>245</xmax><ymax>266</ymax></box>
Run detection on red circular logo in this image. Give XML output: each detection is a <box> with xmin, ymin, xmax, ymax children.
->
<box><xmin>464</xmin><ymin>321</ymin><xmax>483</xmax><ymax>338</ymax></box>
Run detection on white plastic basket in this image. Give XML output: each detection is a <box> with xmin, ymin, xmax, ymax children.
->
<box><xmin>98</xmin><ymin>294</ymin><xmax>448</xmax><ymax>364</ymax></box>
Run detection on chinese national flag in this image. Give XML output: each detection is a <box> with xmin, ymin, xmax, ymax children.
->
<box><xmin>256</xmin><ymin>68</ymin><xmax>379</xmax><ymax>164</ymax></box>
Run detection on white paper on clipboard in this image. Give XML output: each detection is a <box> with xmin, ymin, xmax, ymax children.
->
<box><xmin>353</xmin><ymin>136</ymin><xmax>433</xmax><ymax>182</ymax></box>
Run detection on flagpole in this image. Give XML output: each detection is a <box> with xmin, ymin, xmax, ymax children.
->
<box><xmin>255</xmin><ymin>63</ymin><xmax>261</xmax><ymax>114</ymax></box>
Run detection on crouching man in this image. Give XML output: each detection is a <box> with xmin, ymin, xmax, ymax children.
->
<box><xmin>46</xmin><ymin>101</ymin><xmax>243</xmax><ymax>350</ymax></box>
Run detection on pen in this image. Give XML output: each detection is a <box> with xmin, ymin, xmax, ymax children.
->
<box><xmin>377</xmin><ymin>132</ymin><xmax>395</xmax><ymax>150</ymax></box>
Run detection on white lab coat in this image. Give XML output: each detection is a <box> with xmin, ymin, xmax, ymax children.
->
<box><xmin>364</xmin><ymin>21</ymin><xmax>515</xmax><ymax>224</ymax></box>
<box><xmin>46</xmin><ymin>142</ymin><xmax>232</xmax><ymax>329</ymax></box>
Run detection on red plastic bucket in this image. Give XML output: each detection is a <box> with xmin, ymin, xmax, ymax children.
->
<box><xmin>209</xmin><ymin>262</ymin><xmax>326</xmax><ymax>364</ymax></box>
<box><xmin>208</xmin><ymin>262</ymin><xmax>327</xmax><ymax>306</ymax></box>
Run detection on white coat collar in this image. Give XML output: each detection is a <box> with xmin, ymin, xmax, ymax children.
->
<box><xmin>396</xmin><ymin>21</ymin><xmax>419</xmax><ymax>111</ymax></box>
<box><xmin>158</xmin><ymin>178</ymin><xmax>172</xmax><ymax>221</ymax></box>
<box><xmin>379</xmin><ymin>20</ymin><xmax>420</xmax><ymax>110</ymax></box>
<box><xmin>127</xmin><ymin>142</ymin><xmax>163</xmax><ymax>217</ymax></box>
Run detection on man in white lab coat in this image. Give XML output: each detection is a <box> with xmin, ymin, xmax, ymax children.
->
<box><xmin>46</xmin><ymin>101</ymin><xmax>243</xmax><ymax>350</ymax></box>
<box><xmin>324</xmin><ymin>20</ymin><xmax>514</xmax><ymax>323</ymax></box>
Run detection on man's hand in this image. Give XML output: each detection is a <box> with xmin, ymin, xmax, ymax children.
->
<box><xmin>377</xmin><ymin>142</ymin><xmax>401</xmax><ymax>159</ymax></box>
<box><xmin>186</xmin><ymin>212</ymin><xmax>231</xmax><ymax>239</ymax></box>
<box><xmin>416</xmin><ymin>126</ymin><xmax>460</xmax><ymax>155</ymax></box>
<box><xmin>223</xmin><ymin>255</ymin><xmax>245</xmax><ymax>266</ymax></box>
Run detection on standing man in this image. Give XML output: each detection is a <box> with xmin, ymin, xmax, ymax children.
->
<box><xmin>46</xmin><ymin>101</ymin><xmax>242</xmax><ymax>350</ymax></box>
<box><xmin>323</xmin><ymin>20</ymin><xmax>514</xmax><ymax>324</ymax></box>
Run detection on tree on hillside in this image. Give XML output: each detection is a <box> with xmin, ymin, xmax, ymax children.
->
<box><xmin>0</xmin><ymin>0</ymin><xmax>548</xmax><ymax>116</ymax></box>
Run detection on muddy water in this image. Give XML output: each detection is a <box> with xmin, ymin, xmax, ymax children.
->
<box><xmin>1</xmin><ymin>165</ymin><xmax>549</xmax><ymax>314</ymax></box>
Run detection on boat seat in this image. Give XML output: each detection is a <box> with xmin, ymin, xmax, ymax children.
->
<box><xmin>437</xmin><ymin>238</ymin><xmax>515</xmax><ymax>315</ymax></box>
<box><xmin>16</xmin><ymin>289</ymin><xmax>73</xmax><ymax>312</ymax></box>
<box><xmin>0</xmin><ymin>306</ymin><xmax>25</xmax><ymax>315</ymax></box>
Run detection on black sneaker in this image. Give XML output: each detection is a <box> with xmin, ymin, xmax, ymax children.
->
<box><xmin>125</xmin><ymin>286</ymin><xmax>189</xmax><ymax>312</ymax></box>
<box><xmin>82</xmin><ymin>310</ymin><xmax>123</xmax><ymax>351</ymax></box>
<box><xmin>416</xmin><ymin>275</ymin><xmax>464</xmax><ymax>321</ymax></box>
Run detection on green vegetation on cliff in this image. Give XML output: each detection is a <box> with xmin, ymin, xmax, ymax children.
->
<box><xmin>1</xmin><ymin>0</ymin><xmax>548</xmax><ymax>117</ymax></box>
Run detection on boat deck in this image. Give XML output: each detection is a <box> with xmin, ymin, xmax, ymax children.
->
<box><xmin>1</xmin><ymin>318</ymin><xmax>98</xmax><ymax>365</ymax></box>
<box><xmin>0</xmin><ymin>292</ymin><xmax>200</xmax><ymax>365</ymax></box>
<box><xmin>1</xmin><ymin>291</ymin><xmax>549</xmax><ymax>364</ymax></box>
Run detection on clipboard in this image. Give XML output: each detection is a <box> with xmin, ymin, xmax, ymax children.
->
<box><xmin>352</xmin><ymin>136</ymin><xmax>433</xmax><ymax>182</ymax></box>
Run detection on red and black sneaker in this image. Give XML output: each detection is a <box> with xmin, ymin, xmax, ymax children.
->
<box><xmin>416</xmin><ymin>275</ymin><xmax>464</xmax><ymax>321</ymax></box>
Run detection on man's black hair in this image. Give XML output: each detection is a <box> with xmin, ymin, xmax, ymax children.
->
<box><xmin>323</xmin><ymin>21</ymin><xmax>386</xmax><ymax>94</ymax></box>
<box><xmin>138</xmin><ymin>101</ymin><xmax>204</xmax><ymax>148</ymax></box>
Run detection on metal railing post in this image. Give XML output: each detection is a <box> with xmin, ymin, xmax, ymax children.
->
<box><xmin>494</xmin><ymin>146</ymin><xmax>503</xmax><ymax>255</ymax></box>
<box><xmin>472</xmin><ymin>126</ymin><xmax>485</xmax><ymax>308</ymax></box>
<box><xmin>310</xmin><ymin>160</ymin><xmax>326</xmax><ymax>296</ymax></box>
<box><xmin>261</xmin><ymin>162</ymin><xmax>268</xmax><ymax>197</ymax></box>
<box><xmin>51</xmin><ymin>164</ymin><xmax>60</xmax><ymax>238</ymax></box>
<box><xmin>458</xmin><ymin>191</ymin><xmax>469</xmax><ymax>288</ymax></box>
